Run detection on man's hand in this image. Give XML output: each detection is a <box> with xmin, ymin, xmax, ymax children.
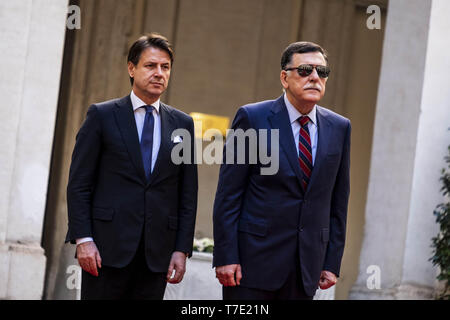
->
<box><xmin>215</xmin><ymin>264</ymin><xmax>242</xmax><ymax>287</ymax></box>
<box><xmin>77</xmin><ymin>241</ymin><xmax>102</xmax><ymax>277</ymax></box>
<box><xmin>167</xmin><ymin>251</ymin><xmax>187</xmax><ymax>284</ymax></box>
<box><xmin>318</xmin><ymin>270</ymin><xmax>337</xmax><ymax>290</ymax></box>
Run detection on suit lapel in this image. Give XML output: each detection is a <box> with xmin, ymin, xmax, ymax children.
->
<box><xmin>147</xmin><ymin>102</ymin><xmax>176</xmax><ymax>186</ymax></box>
<box><xmin>305</xmin><ymin>106</ymin><xmax>332</xmax><ymax>197</ymax></box>
<box><xmin>114</xmin><ymin>95</ymin><xmax>147</xmax><ymax>183</ymax></box>
<box><xmin>268</xmin><ymin>96</ymin><xmax>304</xmax><ymax>190</ymax></box>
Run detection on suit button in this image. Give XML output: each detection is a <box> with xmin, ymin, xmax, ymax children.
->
<box><xmin>299</xmin><ymin>227</ymin><xmax>304</xmax><ymax>232</ymax></box>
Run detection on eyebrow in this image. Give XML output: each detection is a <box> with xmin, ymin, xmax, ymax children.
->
<box><xmin>142</xmin><ymin>59</ymin><xmax>170</xmax><ymax>65</ymax></box>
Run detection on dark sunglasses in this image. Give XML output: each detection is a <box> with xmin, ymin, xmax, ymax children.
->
<box><xmin>284</xmin><ymin>64</ymin><xmax>330</xmax><ymax>78</ymax></box>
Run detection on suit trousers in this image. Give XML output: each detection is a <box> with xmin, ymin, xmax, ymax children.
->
<box><xmin>222</xmin><ymin>251</ymin><xmax>313</xmax><ymax>300</ymax></box>
<box><xmin>81</xmin><ymin>234</ymin><xmax>167</xmax><ymax>300</ymax></box>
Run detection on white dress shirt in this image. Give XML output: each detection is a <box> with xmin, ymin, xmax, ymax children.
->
<box><xmin>76</xmin><ymin>91</ymin><xmax>162</xmax><ymax>246</ymax></box>
<box><xmin>284</xmin><ymin>93</ymin><xmax>318</xmax><ymax>165</ymax></box>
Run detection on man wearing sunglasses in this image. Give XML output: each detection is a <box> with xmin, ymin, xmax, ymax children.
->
<box><xmin>213</xmin><ymin>42</ymin><xmax>351</xmax><ymax>300</ymax></box>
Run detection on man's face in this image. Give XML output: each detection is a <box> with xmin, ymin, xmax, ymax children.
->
<box><xmin>280</xmin><ymin>52</ymin><xmax>328</xmax><ymax>109</ymax></box>
<box><xmin>128</xmin><ymin>46</ymin><xmax>171</xmax><ymax>101</ymax></box>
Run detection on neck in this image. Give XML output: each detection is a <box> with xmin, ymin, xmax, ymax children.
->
<box><xmin>286</xmin><ymin>92</ymin><xmax>315</xmax><ymax>115</ymax></box>
<box><xmin>132</xmin><ymin>87</ymin><xmax>160</xmax><ymax>105</ymax></box>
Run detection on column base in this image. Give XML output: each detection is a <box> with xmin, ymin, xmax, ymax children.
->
<box><xmin>0</xmin><ymin>242</ymin><xmax>46</xmax><ymax>299</ymax></box>
<box><xmin>349</xmin><ymin>283</ymin><xmax>435</xmax><ymax>300</ymax></box>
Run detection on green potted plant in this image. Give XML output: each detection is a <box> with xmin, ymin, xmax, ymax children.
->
<box><xmin>430</xmin><ymin>145</ymin><xmax>450</xmax><ymax>300</ymax></box>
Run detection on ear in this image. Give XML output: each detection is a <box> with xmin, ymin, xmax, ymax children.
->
<box><xmin>127</xmin><ymin>61</ymin><xmax>135</xmax><ymax>79</ymax></box>
<box><xmin>280</xmin><ymin>70</ymin><xmax>289</xmax><ymax>89</ymax></box>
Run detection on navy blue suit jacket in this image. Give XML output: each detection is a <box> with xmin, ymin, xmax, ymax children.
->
<box><xmin>213</xmin><ymin>95</ymin><xmax>350</xmax><ymax>296</ymax></box>
<box><xmin>66</xmin><ymin>95</ymin><xmax>198</xmax><ymax>272</ymax></box>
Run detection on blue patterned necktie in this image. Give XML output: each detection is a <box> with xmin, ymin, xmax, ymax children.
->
<box><xmin>140</xmin><ymin>105</ymin><xmax>155</xmax><ymax>180</ymax></box>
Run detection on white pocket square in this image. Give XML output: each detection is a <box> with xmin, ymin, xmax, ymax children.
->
<box><xmin>173</xmin><ymin>135</ymin><xmax>183</xmax><ymax>143</ymax></box>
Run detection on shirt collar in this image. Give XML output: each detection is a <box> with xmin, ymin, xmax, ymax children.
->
<box><xmin>130</xmin><ymin>90</ymin><xmax>160</xmax><ymax>113</ymax></box>
<box><xmin>283</xmin><ymin>93</ymin><xmax>317</xmax><ymax>126</ymax></box>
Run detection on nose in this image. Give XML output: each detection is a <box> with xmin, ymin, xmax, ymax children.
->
<box><xmin>309</xmin><ymin>67</ymin><xmax>320</xmax><ymax>81</ymax></box>
<box><xmin>154</xmin><ymin>65</ymin><xmax>163</xmax><ymax>77</ymax></box>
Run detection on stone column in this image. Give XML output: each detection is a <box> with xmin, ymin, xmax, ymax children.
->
<box><xmin>349</xmin><ymin>0</ymin><xmax>450</xmax><ymax>299</ymax></box>
<box><xmin>0</xmin><ymin>0</ymin><xmax>68</xmax><ymax>299</ymax></box>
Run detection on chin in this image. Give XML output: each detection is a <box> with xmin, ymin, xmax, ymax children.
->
<box><xmin>146</xmin><ymin>89</ymin><xmax>165</xmax><ymax>97</ymax></box>
<box><xmin>308</xmin><ymin>92</ymin><xmax>324</xmax><ymax>101</ymax></box>
<box><xmin>303</xmin><ymin>97</ymin><xmax>321</xmax><ymax>104</ymax></box>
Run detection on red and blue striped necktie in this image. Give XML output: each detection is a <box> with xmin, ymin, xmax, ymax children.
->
<box><xmin>298</xmin><ymin>116</ymin><xmax>313</xmax><ymax>190</ymax></box>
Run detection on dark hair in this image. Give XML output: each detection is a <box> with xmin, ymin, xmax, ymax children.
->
<box><xmin>280</xmin><ymin>41</ymin><xmax>328</xmax><ymax>70</ymax></box>
<box><xmin>127</xmin><ymin>33</ymin><xmax>174</xmax><ymax>85</ymax></box>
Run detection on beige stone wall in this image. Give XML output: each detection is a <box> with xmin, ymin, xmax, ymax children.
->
<box><xmin>42</xmin><ymin>0</ymin><xmax>386</xmax><ymax>299</ymax></box>
<box><xmin>0</xmin><ymin>0</ymin><xmax>69</xmax><ymax>299</ymax></box>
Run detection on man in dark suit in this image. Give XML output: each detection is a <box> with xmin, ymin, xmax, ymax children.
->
<box><xmin>213</xmin><ymin>42</ymin><xmax>351</xmax><ymax>300</ymax></box>
<box><xmin>66</xmin><ymin>33</ymin><xmax>197</xmax><ymax>299</ymax></box>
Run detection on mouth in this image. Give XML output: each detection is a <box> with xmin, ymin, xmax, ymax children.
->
<box><xmin>304</xmin><ymin>87</ymin><xmax>321</xmax><ymax>92</ymax></box>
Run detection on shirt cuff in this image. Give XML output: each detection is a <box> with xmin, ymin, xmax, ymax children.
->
<box><xmin>76</xmin><ymin>237</ymin><xmax>94</xmax><ymax>246</ymax></box>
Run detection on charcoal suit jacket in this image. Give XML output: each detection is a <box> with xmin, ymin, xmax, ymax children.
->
<box><xmin>213</xmin><ymin>95</ymin><xmax>350</xmax><ymax>296</ymax></box>
<box><xmin>66</xmin><ymin>95</ymin><xmax>198</xmax><ymax>272</ymax></box>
